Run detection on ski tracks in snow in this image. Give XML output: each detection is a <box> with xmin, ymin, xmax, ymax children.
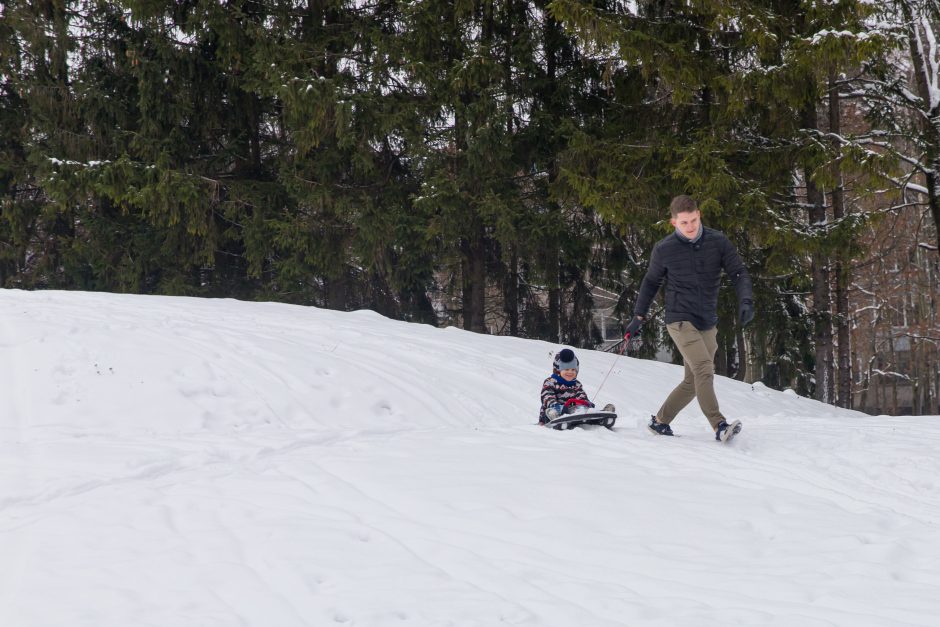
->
<box><xmin>3</xmin><ymin>290</ymin><xmax>940</xmax><ymax>627</ymax></box>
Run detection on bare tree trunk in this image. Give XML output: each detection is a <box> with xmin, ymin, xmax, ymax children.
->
<box><xmin>921</xmin><ymin>163</ymin><xmax>940</xmax><ymax>251</ymax></box>
<box><xmin>892</xmin><ymin>377</ymin><xmax>899</xmax><ymax>415</ymax></box>
<box><xmin>507</xmin><ymin>245</ymin><xmax>519</xmax><ymax>336</ymax></box>
<box><xmin>452</xmin><ymin>67</ymin><xmax>486</xmax><ymax>334</ymax></box>
<box><xmin>461</xmin><ymin>252</ymin><xmax>471</xmax><ymax>330</ymax></box>
<box><xmin>460</xmin><ymin>228</ymin><xmax>487</xmax><ymax>333</ymax></box>
<box><xmin>887</xmin><ymin>335</ymin><xmax>899</xmax><ymax>414</ymax></box>
<box><xmin>834</xmin><ymin>266</ymin><xmax>851</xmax><ymax>406</ymax></box>
<box><xmin>803</xmin><ymin>104</ymin><xmax>834</xmax><ymax>404</ymax></box>
<box><xmin>715</xmin><ymin>327</ymin><xmax>729</xmax><ymax>376</ymax></box>
<box><xmin>468</xmin><ymin>227</ymin><xmax>486</xmax><ymax>333</ymax></box>
<box><xmin>503</xmin><ymin>0</ymin><xmax>519</xmax><ymax>338</ymax></box>
<box><xmin>548</xmin><ymin>269</ymin><xmax>561</xmax><ymax>343</ymax></box>
<box><xmin>935</xmin><ymin>366</ymin><xmax>940</xmax><ymax>414</ymax></box>
<box><xmin>859</xmin><ymin>357</ymin><xmax>871</xmax><ymax>412</ymax></box>
<box><xmin>735</xmin><ymin>326</ymin><xmax>747</xmax><ymax>381</ymax></box>
<box><xmin>912</xmin><ymin>337</ymin><xmax>921</xmax><ymax>415</ymax></box>
<box><xmin>811</xmin><ymin>234</ymin><xmax>834</xmax><ymax>404</ymax></box>
<box><xmin>900</xmin><ymin>0</ymin><xmax>940</xmax><ymax>253</ymax></box>
<box><xmin>829</xmin><ymin>70</ymin><xmax>852</xmax><ymax>408</ymax></box>
<box><xmin>544</xmin><ymin>11</ymin><xmax>562</xmax><ymax>343</ymax></box>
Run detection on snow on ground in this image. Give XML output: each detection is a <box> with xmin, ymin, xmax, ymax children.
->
<box><xmin>0</xmin><ymin>289</ymin><xmax>938</xmax><ymax>627</ymax></box>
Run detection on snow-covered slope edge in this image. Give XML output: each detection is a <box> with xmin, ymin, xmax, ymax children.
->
<box><xmin>0</xmin><ymin>289</ymin><xmax>857</xmax><ymax>435</ymax></box>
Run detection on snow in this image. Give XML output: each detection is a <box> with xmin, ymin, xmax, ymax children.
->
<box><xmin>1</xmin><ymin>289</ymin><xmax>939</xmax><ymax>627</ymax></box>
<box><xmin>913</xmin><ymin>12</ymin><xmax>940</xmax><ymax>112</ymax></box>
<box><xmin>47</xmin><ymin>158</ymin><xmax>112</xmax><ymax>168</ymax></box>
<box><xmin>809</xmin><ymin>29</ymin><xmax>873</xmax><ymax>45</ymax></box>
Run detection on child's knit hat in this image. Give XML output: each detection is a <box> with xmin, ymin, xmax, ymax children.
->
<box><xmin>553</xmin><ymin>348</ymin><xmax>579</xmax><ymax>373</ymax></box>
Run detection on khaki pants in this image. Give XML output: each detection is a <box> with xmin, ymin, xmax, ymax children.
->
<box><xmin>656</xmin><ymin>321</ymin><xmax>725</xmax><ymax>430</ymax></box>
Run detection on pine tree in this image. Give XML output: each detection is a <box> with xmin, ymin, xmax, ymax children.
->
<box><xmin>890</xmin><ymin>0</ymin><xmax>940</xmax><ymax>254</ymax></box>
<box><xmin>1</xmin><ymin>0</ymin><xmax>436</xmax><ymax>315</ymax></box>
<box><xmin>1</xmin><ymin>0</ymin><xmax>87</xmax><ymax>289</ymax></box>
<box><xmin>0</xmin><ymin>2</ymin><xmax>33</xmax><ymax>285</ymax></box>
<box><xmin>396</xmin><ymin>0</ymin><xmax>606</xmax><ymax>339</ymax></box>
<box><xmin>245</xmin><ymin>0</ymin><xmax>434</xmax><ymax>316</ymax></box>
<box><xmin>550</xmin><ymin>0</ymin><xmax>892</xmax><ymax>398</ymax></box>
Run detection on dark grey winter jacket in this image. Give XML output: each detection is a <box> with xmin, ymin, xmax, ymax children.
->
<box><xmin>634</xmin><ymin>227</ymin><xmax>752</xmax><ymax>330</ymax></box>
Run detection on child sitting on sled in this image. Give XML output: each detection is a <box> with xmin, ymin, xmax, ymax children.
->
<box><xmin>539</xmin><ymin>348</ymin><xmax>615</xmax><ymax>425</ymax></box>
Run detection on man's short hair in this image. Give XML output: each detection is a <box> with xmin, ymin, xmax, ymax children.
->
<box><xmin>669</xmin><ymin>195</ymin><xmax>698</xmax><ymax>217</ymax></box>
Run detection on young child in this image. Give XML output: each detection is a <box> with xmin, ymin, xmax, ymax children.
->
<box><xmin>539</xmin><ymin>348</ymin><xmax>614</xmax><ymax>424</ymax></box>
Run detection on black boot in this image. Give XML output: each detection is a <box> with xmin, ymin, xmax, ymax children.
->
<box><xmin>648</xmin><ymin>416</ymin><xmax>674</xmax><ymax>436</ymax></box>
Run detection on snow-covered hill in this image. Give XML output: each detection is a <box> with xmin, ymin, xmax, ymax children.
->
<box><xmin>1</xmin><ymin>289</ymin><xmax>937</xmax><ymax>627</ymax></box>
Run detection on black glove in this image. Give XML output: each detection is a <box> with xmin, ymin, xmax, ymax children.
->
<box><xmin>739</xmin><ymin>300</ymin><xmax>754</xmax><ymax>327</ymax></box>
<box><xmin>623</xmin><ymin>317</ymin><xmax>643</xmax><ymax>340</ymax></box>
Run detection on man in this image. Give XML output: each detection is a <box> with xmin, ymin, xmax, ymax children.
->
<box><xmin>623</xmin><ymin>195</ymin><xmax>754</xmax><ymax>441</ymax></box>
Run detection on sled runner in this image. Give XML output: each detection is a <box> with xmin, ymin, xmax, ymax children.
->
<box><xmin>545</xmin><ymin>408</ymin><xmax>617</xmax><ymax>430</ymax></box>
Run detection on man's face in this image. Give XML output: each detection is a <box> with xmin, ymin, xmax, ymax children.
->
<box><xmin>671</xmin><ymin>210</ymin><xmax>701</xmax><ymax>239</ymax></box>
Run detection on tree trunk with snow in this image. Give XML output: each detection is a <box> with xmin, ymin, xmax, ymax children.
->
<box><xmin>829</xmin><ymin>71</ymin><xmax>853</xmax><ymax>408</ymax></box>
<box><xmin>899</xmin><ymin>0</ymin><xmax>940</xmax><ymax>253</ymax></box>
<box><xmin>802</xmin><ymin>101</ymin><xmax>835</xmax><ymax>405</ymax></box>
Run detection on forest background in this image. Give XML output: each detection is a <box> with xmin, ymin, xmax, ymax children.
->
<box><xmin>1</xmin><ymin>0</ymin><xmax>938</xmax><ymax>414</ymax></box>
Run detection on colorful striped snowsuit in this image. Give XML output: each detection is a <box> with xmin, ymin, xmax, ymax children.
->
<box><xmin>539</xmin><ymin>374</ymin><xmax>591</xmax><ymax>424</ymax></box>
